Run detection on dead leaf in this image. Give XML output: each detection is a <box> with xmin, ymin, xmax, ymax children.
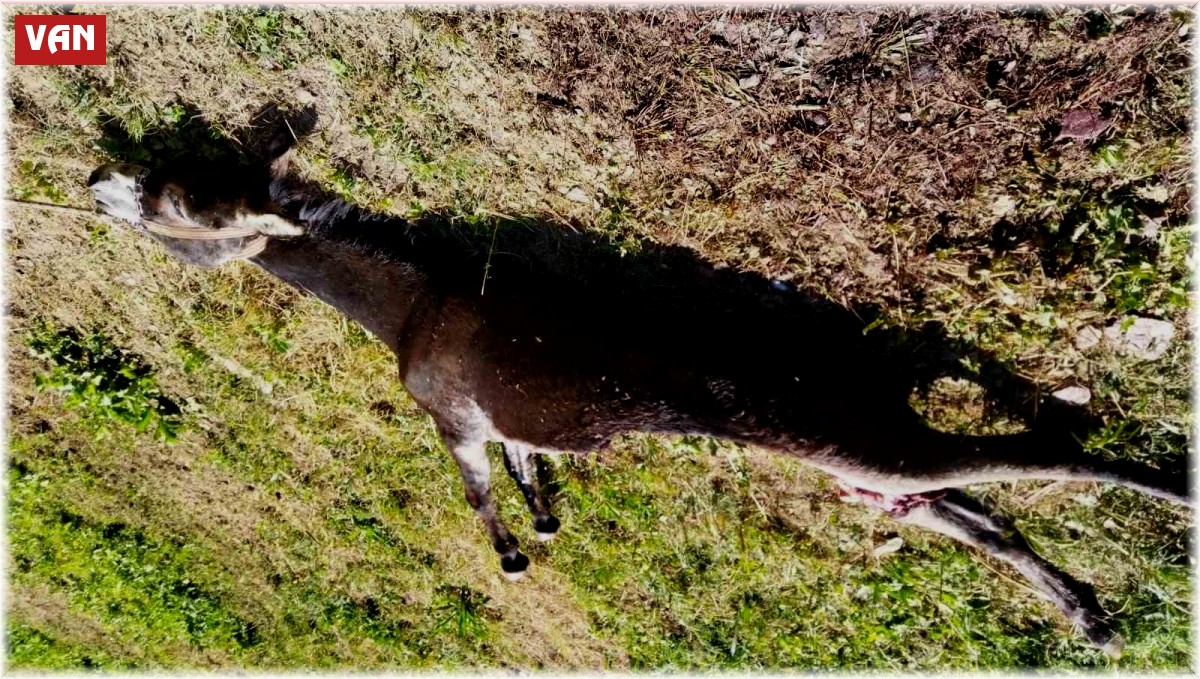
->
<box><xmin>1134</xmin><ymin>184</ymin><xmax>1170</xmax><ymax>203</ymax></box>
<box><xmin>992</xmin><ymin>195</ymin><xmax>1017</xmax><ymax>218</ymax></box>
<box><xmin>563</xmin><ymin>186</ymin><xmax>590</xmax><ymax>203</ymax></box>
<box><xmin>1138</xmin><ymin>214</ymin><xmax>1164</xmax><ymax>239</ymax></box>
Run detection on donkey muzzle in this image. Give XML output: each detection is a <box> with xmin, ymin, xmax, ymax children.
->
<box><xmin>88</xmin><ymin>163</ymin><xmax>149</xmax><ymax>226</ymax></box>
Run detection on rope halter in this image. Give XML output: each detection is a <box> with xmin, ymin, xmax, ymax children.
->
<box><xmin>139</xmin><ymin>219</ymin><xmax>270</xmax><ymax>260</ymax></box>
<box><xmin>7</xmin><ymin>198</ymin><xmax>271</xmax><ymax>260</ymax></box>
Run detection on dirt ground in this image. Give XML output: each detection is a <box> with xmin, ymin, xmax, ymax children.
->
<box><xmin>4</xmin><ymin>6</ymin><xmax>1194</xmax><ymax>670</ymax></box>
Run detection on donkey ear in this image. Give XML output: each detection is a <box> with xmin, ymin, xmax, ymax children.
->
<box><xmin>233</xmin><ymin>212</ymin><xmax>304</xmax><ymax>237</ymax></box>
<box><xmin>260</xmin><ymin>105</ymin><xmax>318</xmax><ymax>179</ymax></box>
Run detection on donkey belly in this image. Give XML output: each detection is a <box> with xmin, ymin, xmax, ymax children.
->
<box><xmin>473</xmin><ymin>354</ymin><xmax>849</xmax><ymax>456</ymax></box>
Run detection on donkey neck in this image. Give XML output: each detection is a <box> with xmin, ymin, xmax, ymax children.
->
<box><xmin>250</xmin><ymin>236</ymin><xmax>425</xmax><ymax>354</ymax></box>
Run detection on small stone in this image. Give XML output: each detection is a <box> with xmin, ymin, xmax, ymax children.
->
<box><xmin>992</xmin><ymin>195</ymin><xmax>1017</xmax><ymax>218</ymax></box>
<box><xmin>810</xmin><ymin>111</ymin><xmax>829</xmax><ymax>126</ymax></box>
<box><xmin>1056</xmin><ymin>109</ymin><xmax>1112</xmax><ymax>141</ymax></box>
<box><xmin>1076</xmin><ymin>326</ymin><xmax>1103</xmax><ymax>351</ymax></box>
<box><xmin>897</xmin><ymin>111</ymin><xmax>914</xmax><ymax>122</ymax></box>
<box><xmin>1052</xmin><ymin>383</ymin><xmax>1091</xmax><ymax>406</ymax></box>
<box><xmin>563</xmin><ymin>186</ymin><xmax>590</xmax><ymax>203</ymax></box>
<box><xmin>1102</xmin><ymin>316</ymin><xmax>1175</xmax><ymax>360</ymax></box>
<box><xmin>873</xmin><ymin>536</ymin><xmax>905</xmax><ymax>558</ymax></box>
<box><xmin>1138</xmin><ymin>214</ymin><xmax>1164</xmax><ymax>239</ymax></box>
<box><xmin>738</xmin><ymin>73</ymin><xmax>762</xmax><ymax>89</ymax></box>
<box><xmin>1103</xmin><ymin>518</ymin><xmax>1120</xmax><ymax>531</ymax></box>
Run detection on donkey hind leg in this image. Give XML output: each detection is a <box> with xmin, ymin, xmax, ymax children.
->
<box><xmin>440</xmin><ymin>428</ymin><xmax>529</xmax><ymax>580</ymax></box>
<box><xmin>895</xmin><ymin>490</ymin><xmax>1123</xmax><ymax>656</ymax></box>
<box><xmin>826</xmin><ymin>428</ymin><xmax>1189</xmax><ymax>504</ymax></box>
<box><xmin>501</xmin><ymin>443</ymin><xmax>560</xmax><ymax>541</ymax></box>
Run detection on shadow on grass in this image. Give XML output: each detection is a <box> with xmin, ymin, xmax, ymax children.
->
<box><xmin>96</xmin><ymin>101</ymin><xmax>318</xmax><ymax>171</ymax></box>
<box><xmin>88</xmin><ymin>102</ymin><xmax>1185</xmax><ymax>467</ymax></box>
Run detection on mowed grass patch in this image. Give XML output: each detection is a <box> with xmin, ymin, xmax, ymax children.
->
<box><xmin>6</xmin><ymin>5</ymin><xmax>1193</xmax><ymax>670</ymax></box>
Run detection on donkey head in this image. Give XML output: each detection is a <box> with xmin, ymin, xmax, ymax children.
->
<box><xmin>87</xmin><ymin>159</ymin><xmax>302</xmax><ymax>268</ymax></box>
<box><xmin>87</xmin><ymin>104</ymin><xmax>317</xmax><ymax>268</ymax></box>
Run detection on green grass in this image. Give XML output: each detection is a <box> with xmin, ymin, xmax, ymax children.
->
<box><xmin>26</xmin><ymin>322</ymin><xmax>183</xmax><ymax>442</ymax></box>
<box><xmin>6</xmin><ymin>624</ymin><xmax>133</xmax><ymax>670</ymax></box>
<box><xmin>5</xmin><ymin>5</ymin><xmax>1192</xmax><ymax>671</ymax></box>
<box><xmin>8</xmin><ymin>460</ymin><xmax>253</xmax><ymax>667</ymax></box>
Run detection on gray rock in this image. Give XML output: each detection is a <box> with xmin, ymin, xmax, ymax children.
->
<box><xmin>1056</xmin><ymin>109</ymin><xmax>1112</xmax><ymax>141</ymax></box>
<box><xmin>1076</xmin><ymin>326</ymin><xmax>1103</xmax><ymax>351</ymax></box>
<box><xmin>563</xmin><ymin>186</ymin><xmax>590</xmax><ymax>203</ymax></box>
<box><xmin>1102</xmin><ymin>316</ymin><xmax>1175</xmax><ymax>360</ymax></box>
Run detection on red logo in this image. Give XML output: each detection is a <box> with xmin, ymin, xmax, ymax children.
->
<box><xmin>14</xmin><ymin>15</ymin><xmax>106</xmax><ymax>66</ymax></box>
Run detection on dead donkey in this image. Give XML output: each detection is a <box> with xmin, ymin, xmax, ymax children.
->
<box><xmin>86</xmin><ymin>134</ymin><xmax>1189</xmax><ymax>655</ymax></box>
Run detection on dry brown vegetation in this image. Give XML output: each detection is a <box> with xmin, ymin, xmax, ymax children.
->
<box><xmin>5</xmin><ymin>5</ymin><xmax>1193</xmax><ymax>670</ymax></box>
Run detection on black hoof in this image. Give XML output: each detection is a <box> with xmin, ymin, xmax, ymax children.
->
<box><xmin>534</xmin><ymin>515</ymin><xmax>560</xmax><ymax>541</ymax></box>
<box><xmin>501</xmin><ymin>552</ymin><xmax>530</xmax><ymax>581</ymax></box>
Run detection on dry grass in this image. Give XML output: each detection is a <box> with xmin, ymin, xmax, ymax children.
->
<box><xmin>5</xmin><ymin>5</ymin><xmax>1193</xmax><ymax>670</ymax></box>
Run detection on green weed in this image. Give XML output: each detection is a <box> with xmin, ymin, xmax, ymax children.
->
<box><xmin>220</xmin><ymin>10</ymin><xmax>308</xmax><ymax>65</ymax></box>
<box><xmin>26</xmin><ymin>322</ymin><xmax>182</xmax><ymax>442</ymax></box>
<box><xmin>14</xmin><ymin>159</ymin><xmax>67</xmax><ymax>203</ymax></box>
<box><xmin>431</xmin><ymin>585</ymin><xmax>493</xmax><ymax>640</ymax></box>
<box><xmin>252</xmin><ymin>320</ymin><xmax>292</xmax><ymax>355</ymax></box>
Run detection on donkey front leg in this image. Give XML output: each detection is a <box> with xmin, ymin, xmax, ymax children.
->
<box><xmin>895</xmin><ymin>489</ymin><xmax>1123</xmax><ymax>656</ymax></box>
<box><xmin>441</xmin><ymin>431</ymin><xmax>530</xmax><ymax>580</ymax></box>
<box><xmin>501</xmin><ymin>443</ymin><xmax>561</xmax><ymax>541</ymax></box>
